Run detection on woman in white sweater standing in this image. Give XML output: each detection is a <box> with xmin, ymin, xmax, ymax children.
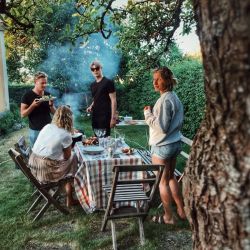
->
<box><xmin>29</xmin><ymin>105</ymin><xmax>78</xmax><ymax>207</ymax></box>
<box><xmin>144</xmin><ymin>67</ymin><xmax>186</xmax><ymax>224</ymax></box>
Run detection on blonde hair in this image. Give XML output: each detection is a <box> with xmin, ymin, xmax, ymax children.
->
<box><xmin>153</xmin><ymin>67</ymin><xmax>177</xmax><ymax>91</ymax></box>
<box><xmin>90</xmin><ymin>60</ymin><xmax>102</xmax><ymax>69</ymax></box>
<box><xmin>52</xmin><ymin>105</ymin><xmax>73</xmax><ymax>133</ymax></box>
<box><xmin>34</xmin><ymin>71</ymin><xmax>48</xmax><ymax>81</ymax></box>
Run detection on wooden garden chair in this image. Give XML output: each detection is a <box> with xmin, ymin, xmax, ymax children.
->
<box><xmin>8</xmin><ymin>148</ymin><xmax>70</xmax><ymax>222</ymax></box>
<box><xmin>101</xmin><ymin>164</ymin><xmax>164</xmax><ymax>250</ymax></box>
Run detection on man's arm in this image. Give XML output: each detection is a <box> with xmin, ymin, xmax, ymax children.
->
<box><xmin>109</xmin><ymin>92</ymin><xmax>117</xmax><ymax>128</ymax></box>
<box><xmin>86</xmin><ymin>101</ymin><xmax>94</xmax><ymax>113</ymax></box>
<box><xmin>20</xmin><ymin>99</ymin><xmax>41</xmax><ymax>118</ymax></box>
<box><xmin>49</xmin><ymin>100</ymin><xmax>56</xmax><ymax>114</ymax></box>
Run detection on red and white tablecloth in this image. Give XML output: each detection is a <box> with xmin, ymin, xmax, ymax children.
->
<box><xmin>74</xmin><ymin>142</ymin><xmax>143</xmax><ymax>213</ymax></box>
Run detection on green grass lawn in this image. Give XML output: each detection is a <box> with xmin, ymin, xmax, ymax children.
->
<box><xmin>0</xmin><ymin>117</ymin><xmax>192</xmax><ymax>250</ymax></box>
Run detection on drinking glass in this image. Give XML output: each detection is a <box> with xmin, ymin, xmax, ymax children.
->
<box><xmin>103</xmin><ymin>138</ymin><xmax>110</xmax><ymax>158</ymax></box>
<box><xmin>99</xmin><ymin>138</ymin><xmax>105</xmax><ymax>147</ymax></box>
<box><xmin>119</xmin><ymin>133</ymin><xmax>125</xmax><ymax>146</ymax></box>
<box><xmin>94</xmin><ymin>129</ymin><xmax>106</xmax><ymax>139</ymax></box>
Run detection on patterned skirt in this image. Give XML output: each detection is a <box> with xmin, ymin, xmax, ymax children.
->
<box><xmin>29</xmin><ymin>152</ymin><xmax>78</xmax><ymax>184</ymax></box>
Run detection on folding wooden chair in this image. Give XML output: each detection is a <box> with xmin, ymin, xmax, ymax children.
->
<box><xmin>101</xmin><ymin>164</ymin><xmax>164</xmax><ymax>250</ymax></box>
<box><xmin>8</xmin><ymin>148</ymin><xmax>70</xmax><ymax>222</ymax></box>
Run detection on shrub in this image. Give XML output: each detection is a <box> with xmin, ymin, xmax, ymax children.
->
<box><xmin>8</xmin><ymin>84</ymin><xmax>33</xmax><ymax>104</ymax></box>
<box><xmin>173</xmin><ymin>58</ymin><xmax>205</xmax><ymax>138</ymax></box>
<box><xmin>0</xmin><ymin>103</ymin><xmax>24</xmax><ymax>136</ymax></box>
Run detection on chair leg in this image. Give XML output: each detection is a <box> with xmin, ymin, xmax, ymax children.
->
<box><xmin>178</xmin><ymin>173</ymin><xmax>184</xmax><ymax>182</ymax></box>
<box><xmin>33</xmin><ymin>189</ymin><xmax>68</xmax><ymax>221</ymax></box>
<box><xmin>33</xmin><ymin>200</ymin><xmax>51</xmax><ymax>221</ymax></box>
<box><xmin>138</xmin><ymin>218</ymin><xmax>145</xmax><ymax>246</ymax></box>
<box><xmin>31</xmin><ymin>189</ymin><xmax>39</xmax><ymax>197</ymax></box>
<box><xmin>101</xmin><ymin>209</ymin><xmax>109</xmax><ymax>231</ymax></box>
<box><xmin>45</xmin><ymin>188</ymin><xmax>69</xmax><ymax>215</ymax></box>
<box><xmin>135</xmin><ymin>201</ymin><xmax>145</xmax><ymax>245</ymax></box>
<box><xmin>27</xmin><ymin>194</ymin><xmax>43</xmax><ymax>213</ymax></box>
<box><xmin>111</xmin><ymin>220</ymin><xmax>118</xmax><ymax>250</ymax></box>
<box><xmin>157</xmin><ymin>202</ymin><xmax>163</xmax><ymax>209</ymax></box>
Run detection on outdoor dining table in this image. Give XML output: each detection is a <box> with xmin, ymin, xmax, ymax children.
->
<box><xmin>74</xmin><ymin>141</ymin><xmax>143</xmax><ymax>213</ymax></box>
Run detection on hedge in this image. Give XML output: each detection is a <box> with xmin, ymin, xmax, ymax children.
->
<box><xmin>0</xmin><ymin>102</ymin><xmax>26</xmax><ymax>136</ymax></box>
<box><xmin>8</xmin><ymin>84</ymin><xmax>33</xmax><ymax>104</ymax></box>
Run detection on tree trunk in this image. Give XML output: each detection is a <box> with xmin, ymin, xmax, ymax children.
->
<box><xmin>183</xmin><ymin>1</ymin><xmax>250</xmax><ymax>249</ymax></box>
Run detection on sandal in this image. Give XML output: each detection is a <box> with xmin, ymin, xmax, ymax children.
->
<box><xmin>151</xmin><ymin>215</ymin><xmax>158</xmax><ymax>223</ymax></box>
<box><xmin>152</xmin><ymin>215</ymin><xmax>175</xmax><ymax>225</ymax></box>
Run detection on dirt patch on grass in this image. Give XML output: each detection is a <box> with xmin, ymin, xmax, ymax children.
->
<box><xmin>25</xmin><ymin>241</ymin><xmax>73</xmax><ymax>250</ymax></box>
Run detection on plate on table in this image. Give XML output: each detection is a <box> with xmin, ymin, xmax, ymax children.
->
<box><xmin>82</xmin><ymin>146</ymin><xmax>104</xmax><ymax>155</ymax></box>
<box><xmin>133</xmin><ymin>120</ymin><xmax>146</xmax><ymax>125</ymax></box>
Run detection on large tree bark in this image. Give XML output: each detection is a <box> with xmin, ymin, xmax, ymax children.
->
<box><xmin>183</xmin><ymin>1</ymin><xmax>250</xmax><ymax>249</ymax></box>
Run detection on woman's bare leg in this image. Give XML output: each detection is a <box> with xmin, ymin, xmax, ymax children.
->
<box><xmin>152</xmin><ymin>155</ymin><xmax>174</xmax><ymax>223</ymax></box>
<box><xmin>152</xmin><ymin>155</ymin><xmax>186</xmax><ymax>222</ymax></box>
<box><xmin>65</xmin><ymin>182</ymin><xmax>79</xmax><ymax>207</ymax></box>
<box><xmin>168</xmin><ymin>158</ymin><xmax>186</xmax><ymax>219</ymax></box>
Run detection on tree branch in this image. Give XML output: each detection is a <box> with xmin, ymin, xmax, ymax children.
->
<box><xmin>100</xmin><ymin>0</ymin><xmax>115</xmax><ymax>39</ymax></box>
<box><xmin>4</xmin><ymin>11</ymin><xmax>34</xmax><ymax>30</ymax></box>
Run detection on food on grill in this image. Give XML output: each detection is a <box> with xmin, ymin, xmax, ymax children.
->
<box><xmin>39</xmin><ymin>95</ymin><xmax>56</xmax><ymax>101</ymax></box>
<box><xmin>82</xmin><ymin>136</ymin><xmax>98</xmax><ymax>146</ymax></box>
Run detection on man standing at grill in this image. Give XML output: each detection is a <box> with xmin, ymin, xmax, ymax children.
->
<box><xmin>87</xmin><ymin>61</ymin><xmax>117</xmax><ymax>137</ymax></box>
<box><xmin>21</xmin><ymin>71</ymin><xmax>56</xmax><ymax>148</ymax></box>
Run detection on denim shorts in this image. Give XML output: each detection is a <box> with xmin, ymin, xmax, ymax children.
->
<box><xmin>151</xmin><ymin>141</ymin><xmax>182</xmax><ymax>160</ymax></box>
<box><xmin>29</xmin><ymin>129</ymin><xmax>40</xmax><ymax>149</ymax></box>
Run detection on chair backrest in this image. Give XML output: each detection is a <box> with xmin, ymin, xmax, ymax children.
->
<box><xmin>14</xmin><ymin>136</ymin><xmax>30</xmax><ymax>163</ymax></box>
<box><xmin>111</xmin><ymin>164</ymin><xmax>164</xmax><ymax>209</ymax></box>
<box><xmin>8</xmin><ymin>148</ymin><xmax>44</xmax><ymax>190</ymax></box>
<box><xmin>101</xmin><ymin>164</ymin><xmax>164</xmax><ymax>233</ymax></box>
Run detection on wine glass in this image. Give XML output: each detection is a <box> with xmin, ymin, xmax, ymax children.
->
<box><xmin>94</xmin><ymin>129</ymin><xmax>106</xmax><ymax>139</ymax></box>
<box><xmin>99</xmin><ymin>129</ymin><xmax>106</xmax><ymax>138</ymax></box>
<box><xmin>119</xmin><ymin>133</ymin><xmax>125</xmax><ymax>146</ymax></box>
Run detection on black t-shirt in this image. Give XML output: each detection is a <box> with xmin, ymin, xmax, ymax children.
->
<box><xmin>90</xmin><ymin>77</ymin><xmax>115</xmax><ymax>129</ymax></box>
<box><xmin>21</xmin><ymin>90</ymin><xmax>52</xmax><ymax>130</ymax></box>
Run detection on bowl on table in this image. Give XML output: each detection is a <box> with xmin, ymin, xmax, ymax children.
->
<box><xmin>124</xmin><ymin>116</ymin><xmax>133</xmax><ymax>123</ymax></box>
<box><xmin>82</xmin><ymin>136</ymin><xmax>99</xmax><ymax>146</ymax></box>
<box><xmin>72</xmin><ymin>132</ymin><xmax>83</xmax><ymax>147</ymax></box>
<box><xmin>121</xmin><ymin>147</ymin><xmax>134</xmax><ymax>155</ymax></box>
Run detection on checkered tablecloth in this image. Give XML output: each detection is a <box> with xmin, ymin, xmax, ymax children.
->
<box><xmin>74</xmin><ymin>142</ymin><xmax>143</xmax><ymax>213</ymax></box>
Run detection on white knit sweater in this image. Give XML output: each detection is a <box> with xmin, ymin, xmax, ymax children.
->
<box><xmin>144</xmin><ymin>91</ymin><xmax>183</xmax><ymax>146</ymax></box>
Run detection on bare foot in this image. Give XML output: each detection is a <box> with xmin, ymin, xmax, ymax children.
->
<box><xmin>177</xmin><ymin>207</ymin><xmax>186</xmax><ymax>220</ymax></box>
<box><xmin>163</xmin><ymin>215</ymin><xmax>175</xmax><ymax>225</ymax></box>
<box><xmin>67</xmin><ymin>199</ymin><xmax>80</xmax><ymax>208</ymax></box>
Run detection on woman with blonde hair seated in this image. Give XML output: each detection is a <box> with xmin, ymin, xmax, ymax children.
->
<box><xmin>29</xmin><ymin>105</ymin><xmax>78</xmax><ymax>207</ymax></box>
